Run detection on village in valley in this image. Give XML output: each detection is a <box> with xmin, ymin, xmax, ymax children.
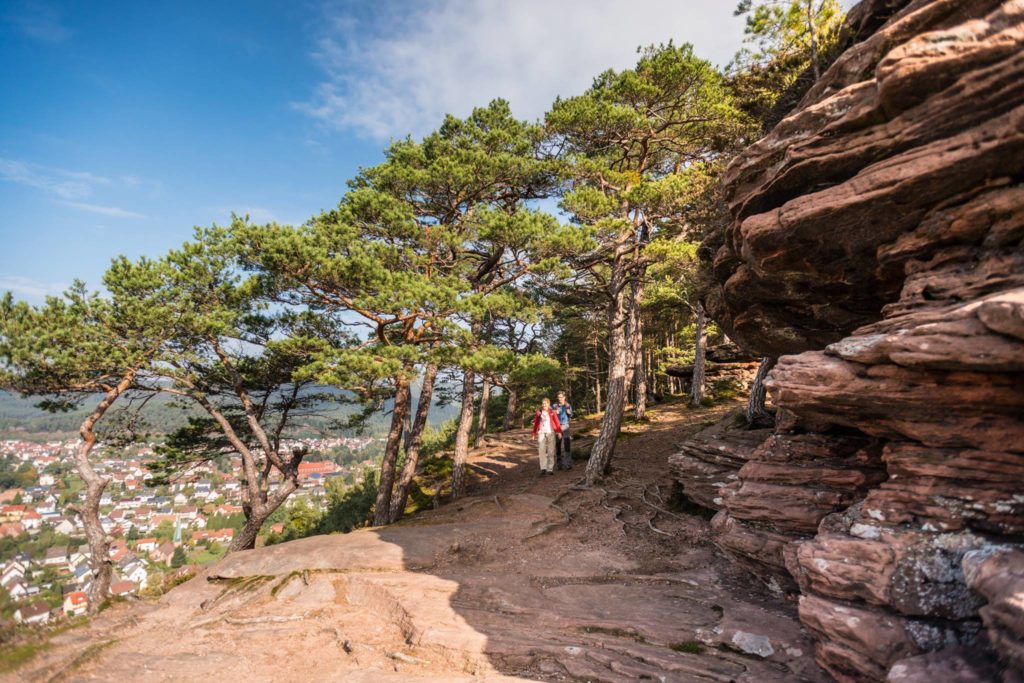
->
<box><xmin>0</xmin><ymin>434</ymin><xmax>377</xmax><ymax>626</ymax></box>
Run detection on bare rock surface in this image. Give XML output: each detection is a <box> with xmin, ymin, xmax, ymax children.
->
<box><xmin>2</xmin><ymin>403</ymin><xmax>827</xmax><ymax>683</ymax></box>
<box><xmin>668</xmin><ymin>409</ymin><xmax>772</xmax><ymax>510</ymax></box>
<box><xmin>702</xmin><ymin>0</ymin><xmax>1024</xmax><ymax>680</ymax></box>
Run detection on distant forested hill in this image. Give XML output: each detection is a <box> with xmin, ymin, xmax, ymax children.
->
<box><xmin>0</xmin><ymin>387</ymin><xmax>460</xmax><ymax>441</ymax></box>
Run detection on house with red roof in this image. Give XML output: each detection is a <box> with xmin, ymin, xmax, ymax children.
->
<box><xmin>0</xmin><ymin>522</ymin><xmax>25</xmax><ymax>538</ymax></box>
<box><xmin>63</xmin><ymin>591</ymin><xmax>89</xmax><ymax>617</ymax></box>
<box><xmin>0</xmin><ymin>504</ymin><xmax>27</xmax><ymax>521</ymax></box>
<box><xmin>191</xmin><ymin>528</ymin><xmax>234</xmax><ymax>544</ymax></box>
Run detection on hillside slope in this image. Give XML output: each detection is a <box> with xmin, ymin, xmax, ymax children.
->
<box><xmin>5</xmin><ymin>402</ymin><xmax>826</xmax><ymax>682</ymax></box>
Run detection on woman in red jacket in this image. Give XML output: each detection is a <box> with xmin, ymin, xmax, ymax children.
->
<box><xmin>532</xmin><ymin>397</ymin><xmax>563</xmax><ymax>476</ymax></box>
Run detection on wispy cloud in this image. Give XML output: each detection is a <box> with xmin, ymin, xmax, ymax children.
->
<box><xmin>0</xmin><ymin>157</ymin><xmax>103</xmax><ymax>200</ymax></box>
<box><xmin>0</xmin><ymin>275</ymin><xmax>67</xmax><ymax>300</ymax></box>
<box><xmin>63</xmin><ymin>201</ymin><xmax>147</xmax><ymax>219</ymax></box>
<box><xmin>0</xmin><ymin>157</ymin><xmax>149</xmax><ymax>218</ymax></box>
<box><xmin>297</xmin><ymin>0</ymin><xmax>748</xmax><ymax>140</ymax></box>
<box><xmin>4</xmin><ymin>1</ymin><xmax>71</xmax><ymax>43</ymax></box>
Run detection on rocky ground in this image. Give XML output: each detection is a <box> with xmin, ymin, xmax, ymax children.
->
<box><xmin>4</xmin><ymin>401</ymin><xmax>828</xmax><ymax>683</ymax></box>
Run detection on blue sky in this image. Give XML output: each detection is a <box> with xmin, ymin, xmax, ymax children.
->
<box><xmin>0</xmin><ymin>0</ymin><xmax>843</xmax><ymax>302</ymax></box>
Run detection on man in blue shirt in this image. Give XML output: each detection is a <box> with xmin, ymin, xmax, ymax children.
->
<box><xmin>554</xmin><ymin>391</ymin><xmax>573</xmax><ymax>470</ymax></box>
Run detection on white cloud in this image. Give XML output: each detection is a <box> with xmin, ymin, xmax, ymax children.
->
<box><xmin>298</xmin><ymin>0</ymin><xmax>751</xmax><ymax>140</ymax></box>
<box><xmin>0</xmin><ymin>275</ymin><xmax>67</xmax><ymax>300</ymax></box>
<box><xmin>63</xmin><ymin>202</ymin><xmax>147</xmax><ymax>219</ymax></box>
<box><xmin>0</xmin><ymin>157</ymin><xmax>150</xmax><ymax>218</ymax></box>
<box><xmin>0</xmin><ymin>157</ymin><xmax>102</xmax><ymax>200</ymax></box>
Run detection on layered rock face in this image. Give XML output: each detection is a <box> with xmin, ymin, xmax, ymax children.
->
<box><xmin>665</xmin><ymin>342</ymin><xmax>763</xmax><ymax>396</ymax></box>
<box><xmin>699</xmin><ymin>0</ymin><xmax>1024</xmax><ymax>680</ymax></box>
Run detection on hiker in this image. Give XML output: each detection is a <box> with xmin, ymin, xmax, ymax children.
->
<box><xmin>532</xmin><ymin>397</ymin><xmax>563</xmax><ymax>476</ymax></box>
<box><xmin>554</xmin><ymin>390</ymin><xmax>573</xmax><ymax>470</ymax></box>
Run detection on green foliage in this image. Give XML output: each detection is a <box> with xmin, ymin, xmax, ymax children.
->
<box><xmin>265</xmin><ymin>470</ymin><xmax>378</xmax><ymax>546</ymax></box>
<box><xmin>0</xmin><ymin>526</ymin><xmax>74</xmax><ymax>564</ymax></box>
<box><xmin>419</xmin><ymin>418</ymin><xmax>458</xmax><ymax>459</ymax></box>
<box><xmin>0</xmin><ymin>457</ymin><xmax>37</xmax><ymax>489</ymax></box>
<box><xmin>170</xmin><ymin>545</ymin><xmax>187</xmax><ymax>568</ymax></box>
<box><xmin>669</xmin><ymin>640</ymin><xmax>705</xmax><ymax>654</ymax></box>
<box><xmin>731</xmin><ymin>0</ymin><xmax>845</xmax><ymax>126</ymax></box>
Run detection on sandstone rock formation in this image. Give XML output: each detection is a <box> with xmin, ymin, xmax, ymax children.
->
<box><xmin>700</xmin><ymin>0</ymin><xmax>1024</xmax><ymax>680</ymax></box>
<box><xmin>665</xmin><ymin>342</ymin><xmax>763</xmax><ymax>396</ymax></box>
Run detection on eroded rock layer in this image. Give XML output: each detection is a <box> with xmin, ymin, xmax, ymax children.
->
<box><xmin>701</xmin><ymin>1</ymin><xmax>1024</xmax><ymax>680</ymax></box>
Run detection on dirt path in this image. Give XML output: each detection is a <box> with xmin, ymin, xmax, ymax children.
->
<box><xmin>5</xmin><ymin>401</ymin><xmax>826</xmax><ymax>682</ymax></box>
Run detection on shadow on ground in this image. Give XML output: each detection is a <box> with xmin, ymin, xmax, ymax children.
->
<box><xmin>4</xmin><ymin>401</ymin><xmax>827</xmax><ymax>683</ymax></box>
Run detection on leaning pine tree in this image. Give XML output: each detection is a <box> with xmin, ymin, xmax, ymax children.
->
<box><xmin>0</xmin><ymin>260</ymin><xmax>179</xmax><ymax>607</ymax></box>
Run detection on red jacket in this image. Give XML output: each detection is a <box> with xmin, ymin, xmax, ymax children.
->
<box><xmin>532</xmin><ymin>409</ymin><xmax>563</xmax><ymax>436</ymax></box>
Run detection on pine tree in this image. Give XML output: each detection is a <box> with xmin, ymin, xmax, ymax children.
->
<box><xmin>546</xmin><ymin>43</ymin><xmax>750</xmax><ymax>485</ymax></box>
<box><xmin>142</xmin><ymin>228</ymin><xmax>332</xmax><ymax>552</ymax></box>
<box><xmin>0</xmin><ymin>259</ymin><xmax>181</xmax><ymax>608</ymax></box>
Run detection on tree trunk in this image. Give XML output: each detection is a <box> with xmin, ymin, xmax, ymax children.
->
<box><xmin>372</xmin><ymin>372</ymin><xmax>412</xmax><ymax>526</ymax></box>
<box><xmin>585</xmin><ymin>265</ymin><xmax>629</xmax><ymax>486</ymax></box>
<box><xmin>230</xmin><ymin>505</ymin><xmax>271</xmax><ymax>552</ymax></box>
<box><xmin>75</xmin><ymin>439</ymin><xmax>112</xmax><ymax>609</ymax></box>
<box><xmin>628</xmin><ymin>276</ymin><xmax>647</xmax><ymax>420</ymax></box>
<box><xmin>73</xmin><ymin>373</ymin><xmax>136</xmax><ymax>611</ymax></box>
<box><xmin>807</xmin><ymin>0</ymin><xmax>820</xmax><ymax>80</ymax></box>
<box><xmin>690</xmin><ymin>304</ymin><xmax>707</xmax><ymax>408</ymax></box>
<box><xmin>402</xmin><ymin>405</ymin><xmax>413</xmax><ymax>454</ymax></box>
<box><xmin>502</xmin><ymin>386</ymin><xmax>517</xmax><ymax>431</ymax></box>
<box><xmin>745</xmin><ymin>357</ymin><xmax>777</xmax><ymax>427</ymax></box>
<box><xmin>450</xmin><ymin>368</ymin><xmax>476</xmax><ymax>499</ymax></box>
<box><xmin>389</xmin><ymin>363</ymin><xmax>438</xmax><ymax>523</ymax></box>
<box><xmin>475</xmin><ymin>376</ymin><xmax>490</xmax><ymax>447</ymax></box>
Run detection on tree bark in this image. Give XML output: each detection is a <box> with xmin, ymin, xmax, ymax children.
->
<box><xmin>389</xmin><ymin>363</ymin><xmax>437</xmax><ymax>523</ymax></box>
<box><xmin>450</xmin><ymin>367</ymin><xmax>476</xmax><ymax>499</ymax></box>
<box><xmin>73</xmin><ymin>372</ymin><xmax>135</xmax><ymax>611</ymax></box>
<box><xmin>745</xmin><ymin>357</ymin><xmax>777</xmax><ymax>427</ymax></box>
<box><xmin>690</xmin><ymin>304</ymin><xmax>707</xmax><ymax>408</ymax></box>
<box><xmin>807</xmin><ymin>0</ymin><xmax>820</xmax><ymax>80</ymax></box>
<box><xmin>628</xmin><ymin>276</ymin><xmax>647</xmax><ymax>420</ymax></box>
<box><xmin>232</xmin><ymin>498</ymin><xmax>273</xmax><ymax>552</ymax></box>
<box><xmin>474</xmin><ymin>376</ymin><xmax>490</xmax><ymax>447</ymax></box>
<box><xmin>502</xmin><ymin>386</ymin><xmax>517</xmax><ymax>431</ymax></box>
<box><xmin>585</xmin><ymin>262</ymin><xmax>629</xmax><ymax>486</ymax></box>
<box><xmin>372</xmin><ymin>372</ymin><xmax>412</xmax><ymax>525</ymax></box>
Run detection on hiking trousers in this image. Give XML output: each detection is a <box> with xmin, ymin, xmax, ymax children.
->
<box><xmin>537</xmin><ymin>432</ymin><xmax>556</xmax><ymax>471</ymax></box>
<box><xmin>555</xmin><ymin>431</ymin><xmax>571</xmax><ymax>469</ymax></box>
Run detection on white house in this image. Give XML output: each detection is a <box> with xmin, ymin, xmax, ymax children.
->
<box><xmin>51</xmin><ymin>518</ymin><xmax>76</xmax><ymax>535</ymax></box>
<box><xmin>1</xmin><ymin>559</ymin><xmax>26</xmax><ymax>586</ymax></box>
<box><xmin>119</xmin><ymin>558</ymin><xmax>149</xmax><ymax>586</ymax></box>
<box><xmin>43</xmin><ymin>546</ymin><xmax>68</xmax><ymax>567</ymax></box>
<box><xmin>14</xmin><ymin>601</ymin><xmax>50</xmax><ymax>625</ymax></box>
<box><xmin>5</xmin><ymin>579</ymin><xmax>27</xmax><ymax>600</ymax></box>
<box><xmin>63</xmin><ymin>591</ymin><xmax>88</xmax><ymax>617</ymax></box>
